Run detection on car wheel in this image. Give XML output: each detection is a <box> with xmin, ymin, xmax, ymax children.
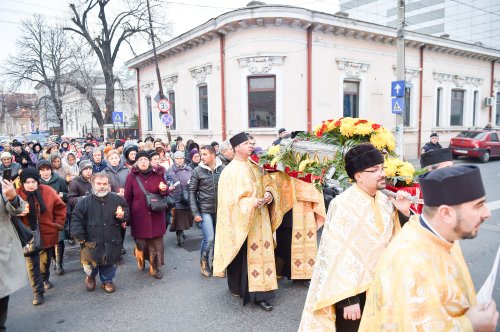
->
<box><xmin>452</xmin><ymin>153</ymin><xmax>459</xmax><ymax>160</ymax></box>
<box><xmin>479</xmin><ymin>151</ymin><xmax>490</xmax><ymax>163</ymax></box>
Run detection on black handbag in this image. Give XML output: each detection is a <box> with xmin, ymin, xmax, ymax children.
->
<box><xmin>22</xmin><ymin>223</ymin><xmax>41</xmax><ymax>256</ymax></box>
<box><xmin>10</xmin><ymin>215</ymin><xmax>33</xmax><ymax>247</ymax></box>
<box><xmin>135</xmin><ymin>175</ymin><xmax>171</xmax><ymax>212</ymax></box>
<box><xmin>180</xmin><ymin>187</ymin><xmax>190</xmax><ymax>206</ymax></box>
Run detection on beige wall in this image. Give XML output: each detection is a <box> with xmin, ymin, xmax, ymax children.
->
<box><xmin>134</xmin><ymin>24</ymin><xmax>498</xmax><ymax>159</ymax></box>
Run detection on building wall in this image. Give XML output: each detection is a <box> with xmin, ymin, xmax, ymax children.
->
<box><xmin>132</xmin><ymin>14</ymin><xmax>499</xmax><ymax>160</ymax></box>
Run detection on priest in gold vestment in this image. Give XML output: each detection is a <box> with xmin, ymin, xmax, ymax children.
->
<box><xmin>213</xmin><ymin>132</ymin><xmax>278</xmax><ymax>311</ymax></box>
<box><xmin>299</xmin><ymin>144</ymin><xmax>412</xmax><ymax>331</ymax></box>
<box><xmin>271</xmin><ymin>172</ymin><xmax>326</xmax><ymax>281</ymax></box>
<box><xmin>360</xmin><ymin>166</ymin><xmax>498</xmax><ymax>332</ymax></box>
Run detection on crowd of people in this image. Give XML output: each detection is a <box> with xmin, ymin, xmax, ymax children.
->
<box><xmin>0</xmin><ymin>129</ymin><xmax>498</xmax><ymax>331</ymax></box>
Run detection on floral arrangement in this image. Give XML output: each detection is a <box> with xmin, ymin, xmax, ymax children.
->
<box><xmin>383</xmin><ymin>158</ymin><xmax>417</xmax><ymax>186</ymax></box>
<box><xmin>259</xmin><ymin>117</ymin><xmax>399</xmax><ymax>189</ymax></box>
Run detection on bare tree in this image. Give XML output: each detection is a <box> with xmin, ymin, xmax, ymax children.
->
<box><xmin>3</xmin><ymin>15</ymin><xmax>71</xmax><ymax>127</ymax></box>
<box><xmin>64</xmin><ymin>0</ymin><xmax>170</xmax><ymax>130</ymax></box>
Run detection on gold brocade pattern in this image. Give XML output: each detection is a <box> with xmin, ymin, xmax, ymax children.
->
<box><xmin>299</xmin><ymin>184</ymin><xmax>399</xmax><ymax>331</ymax></box>
<box><xmin>271</xmin><ymin>173</ymin><xmax>326</xmax><ymax>280</ymax></box>
<box><xmin>212</xmin><ymin>158</ymin><xmax>278</xmax><ymax>293</ymax></box>
<box><xmin>359</xmin><ymin>217</ymin><xmax>476</xmax><ymax>331</ymax></box>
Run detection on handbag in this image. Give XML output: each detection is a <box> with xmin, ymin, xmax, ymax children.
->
<box><xmin>180</xmin><ymin>187</ymin><xmax>190</xmax><ymax>206</ymax></box>
<box><xmin>135</xmin><ymin>175</ymin><xmax>171</xmax><ymax>212</ymax></box>
<box><xmin>23</xmin><ymin>224</ymin><xmax>41</xmax><ymax>256</ymax></box>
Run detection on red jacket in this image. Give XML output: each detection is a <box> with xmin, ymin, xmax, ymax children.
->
<box><xmin>17</xmin><ymin>184</ymin><xmax>67</xmax><ymax>249</ymax></box>
<box><xmin>124</xmin><ymin>167</ymin><xmax>170</xmax><ymax>239</ymax></box>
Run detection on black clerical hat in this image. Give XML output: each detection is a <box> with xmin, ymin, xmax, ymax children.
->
<box><xmin>419</xmin><ymin>166</ymin><xmax>485</xmax><ymax>207</ymax></box>
<box><xmin>344</xmin><ymin>143</ymin><xmax>384</xmax><ymax>179</ymax></box>
<box><xmin>229</xmin><ymin>132</ymin><xmax>249</xmax><ymax>148</ymax></box>
<box><xmin>420</xmin><ymin>148</ymin><xmax>452</xmax><ymax>168</ymax></box>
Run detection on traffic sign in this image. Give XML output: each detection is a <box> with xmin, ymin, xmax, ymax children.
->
<box><xmin>154</xmin><ymin>91</ymin><xmax>161</xmax><ymax>103</ymax></box>
<box><xmin>158</xmin><ymin>98</ymin><xmax>171</xmax><ymax>113</ymax></box>
<box><xmin>391</xmin><ymin>97</ymin><xmax>405</xmax><ymax>114</ymax></box>
<box><xmin>112</xmin><ymin>111</ymin><xmax>124</xmax><ymax>123</ymax></box>
<box><xmin>391</xmin><ymin>80</ymin><xmax>405</xmax><ymax>97</ymax></box>
<box><xmin>160</xmin><ymin>113</ymin><xmax>174</xmax><ymax>126</ymax></box>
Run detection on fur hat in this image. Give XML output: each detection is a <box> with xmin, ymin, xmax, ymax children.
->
<box><xmin>136</xmin><ymin>150</ymin><xmax>150</xmax><ymax>161</ymax></box>
<box><xmin>20</xmin><ymin>168</ymin><xmax>40</xmax><ymax>184</ymax></box>
<box><xmin>79</xmin><ymin>160</ymin><xmax>92</xmax><ymax>174</ymax></box>
<box><xmin>344</xmin><ymin>143</ymin><xmax>384</xmax><ymax>180</ymax></box>
<box><xmin>36</xmin><ymin>159</ymin><xmax>53</xmax><ymax>171</ymax></box>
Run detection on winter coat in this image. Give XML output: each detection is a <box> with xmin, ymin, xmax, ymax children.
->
<box><xmin>104</xmin><ymin>162</ymin><xmax>129</xmax><ymax>192</ymax></box>
<box><xmin>189</xmin><ymin>159</ymin><xmax>225</xmax><ymax>217</ymax></box>
<box><xmin>165</xmin><ymin>164</ymin><xmax>193</xmax><ymax>209</ymax></box>
<box><xmin>71</xmin><ymin>193</ymin><xmax>129</xmax><ymax>266</ymax></box>
<box><xmin>218</xmin><ymin>155</ymin><xmax>231</xmax><ymax>166</ymax></box>
<box><xmin>0</xmin><ymin>188</ymin><xmax>28</xmax><ymax>298</ymax></box>
<box><xmin>124</xmin><ymin>166</ymin><xmax>170</xmax><ymax>239</ymax></box>
<box><xmin>67</xmin><ymin>176</ymin><xmax>92</xmax><ymax>209</ymax></box>
<box><xmin>0</xmin><ymin>161</ymin><xmax>23</xmax><ymax>180</ymax></box>
<box><xmin>40</xmin><ymin>172</ymin><xmax>68</xmax><ymax>202</ymax></box>
<box><xmin>16</xmin><ymin>184</ymin><xmax>67</xmax><ymax>249</ymax></box>
<box><xmin>12</xmin><ymin>150</ymin><xmax>34</xmax><ymax>168</ymax></box>
<box><xmin>92</xmin><ymin>160</ymin><xmax>108</xmax><ymax>174</ymax></box>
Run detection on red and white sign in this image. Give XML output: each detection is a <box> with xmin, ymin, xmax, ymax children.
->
<box><xmin>157</xmin><ymin>98</ymin><xmax>171</xmax><ymax>113</ymax></box>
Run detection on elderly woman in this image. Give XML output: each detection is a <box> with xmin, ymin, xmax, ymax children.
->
<box><xmin>166</xmin><ymin>151</ymin><xmax>194</xmax><ymax>247</ymax></box>
<box><xmin>105</xmin><ymin>149</ymin><xmax>130</xmax><ymax>255</ymax></box>
<box><xmin>124</xmin><ymin>151</ymin><xmax>170</xmax><ymax>279</ymax></box>
<box><xmin>188</xmin><ymin>149</ymin><xmax>201</xmax><ymax>169</ymax></box>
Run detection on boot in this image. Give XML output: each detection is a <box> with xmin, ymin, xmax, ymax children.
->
<box><xmin>134</xmin><ymin>247</ymin><xmax>145</xmax><ymax>271</ymax></box>
<box><xmin>149</xmin><ymin>266</ymin><xmax>162</xmax><ymax>279</ymax></box>
<box><xmin>33</xmin><ymin>292</ymin><xmax>44</xmax><ymax>306</ymax></box>
<box><xmin>200</xmin><ymin>251</ymin><xmax>212</xmax><ymax>277</ymax></box>
<box><xmin>55</xmin><ymin>243</ymin><xmax>65</xmax><ymax>275</ymax></box>
<box><xmin>176</xmin><ymin>232</ymin><xmax>184</xmax><ymax>247</ymax></box>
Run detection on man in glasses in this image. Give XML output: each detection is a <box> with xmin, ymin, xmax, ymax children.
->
<box><xmin>300</xmin><ymin>143</ymin><xmax>412</xmax><ymax>332</ymax></box>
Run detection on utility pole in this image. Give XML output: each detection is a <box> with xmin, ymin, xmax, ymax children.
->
<box><xmin>396</xmin><ymin>0</ymin><xmax>405</xmax><ymax>159</ymax></box>
<box><xmin>146</xmin><ymin>0</ymin><xmax>172</xmax><ymax>143</ymax></box>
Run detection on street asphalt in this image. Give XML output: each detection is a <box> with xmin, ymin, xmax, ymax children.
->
<box><xmin>5</xmin><ymin>157</ymin><xmax>500</xmax><ymax>332</ymax></box>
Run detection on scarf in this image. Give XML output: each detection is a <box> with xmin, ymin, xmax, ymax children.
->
<box><xmin>23</xmin><ymin>188</ymin><xmax>47</xmax><ymax>230</ymax></box>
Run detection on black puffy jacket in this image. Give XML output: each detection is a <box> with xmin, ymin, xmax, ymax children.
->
<box><xmin>71</xmin><ymin>192</ymin><xmax>129</xmax><ymax>266</ymax></box>
<box><xmin>188</xmin><ymin>160</ymin><xmax>225</xmax><ymax>217</ymax></box>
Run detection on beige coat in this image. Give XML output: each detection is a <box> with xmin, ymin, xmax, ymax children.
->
<box><xmin>0</xmin><ymin>194</ymin><xmax>28</xmax><ymax>299</ymax></box>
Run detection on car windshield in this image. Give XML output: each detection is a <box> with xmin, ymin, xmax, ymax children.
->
<box><xmin>456</xmin><ymin>131</ymin><xmax>487</xmax><ymax>139</ymax></box>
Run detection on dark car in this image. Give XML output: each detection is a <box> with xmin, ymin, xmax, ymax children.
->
<box><xmin>449</xmin><ymin>130</ymin><xmax>500</xmax><ymax>163</ymax></box>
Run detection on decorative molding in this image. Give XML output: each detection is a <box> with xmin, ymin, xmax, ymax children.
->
<box><xmin>237</xmin><ymin>55</ymin><xmax>286</xmax><ymax>74</ymax></box>
<box><xmin>141</xmin><ymin>83</ymin><xmax>154</xmax><ymax>96</ymax></box>
<box><xmin>391</xmin><ymin>66</ymin><xmax>421</xmax><ymax>83</ymax></box>
<box><xmin>336</xmin><ymin>58</ymin><xmax>370</xmax><ymax>79</ymax></box>
<box><xmin>494</xmin><ymin>80</ymin><xmax>500</xmax><ymax>89</ymax></box>
<box><xmin>189</xmin><ymin>64</ymin><xmax>212</xmax><ymax>84</ymax></box>
<box><xmin>432</xmin><ymin>72</ymin><xmax>484</xmax><ymax>87</ymax></box>
<box><xmin>162</xmin><ymin>75</ymin><xmax>178</xmax><ymax>91</ymax></box>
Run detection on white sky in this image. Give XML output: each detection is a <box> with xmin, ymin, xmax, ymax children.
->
<box><xmin>0</xmin><ymin>0</ymin><xmax>341</xmax><ymax>92</ymax></box>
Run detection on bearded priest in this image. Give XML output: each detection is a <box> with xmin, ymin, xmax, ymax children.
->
<box><xmin>359</xmin><ymin>166</ymin><xmax>498</xmax><ymax>331</ymax></box>
<box><xmin>212</xmin><ymin>132</ymin><xmax>279</xmax><ymax>311</ymax></box>
<box><xmin>299</xmin><ymin>143</ymin><xmax>412</xmax><ymax>331</ymax></box>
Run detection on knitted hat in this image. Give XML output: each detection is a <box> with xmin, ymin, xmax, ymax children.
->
<box><xmin>79</xmin><ymin>160</ymin><xmax>92</xmax><ymax>174</ymax></box>
<box><xmin>136</xmin><ymin>150</ymin><xmax>150</xmax><ymax>161</ymax></box>
<box><xmin>114</xmin><ymin>140</ymin><xmax>124</xmax><ymax>149</ymax></box>
<box><xmin>36</xmin><ymin>159</ymin><xmax>53</xmax><ymax>171</ymax></box>
<box><xmin>344</xmin><ymin>143</ymin><xmax>384</xmax><ymax>180</ymax></box>
<box><xmin>173</xmin><ymin>151</ymin><xmax>184</xmax><ymax>159</ymax></box>
<box><xmin>189</xmin><ymin>148</ymin><xmax>199</xmax><ymax>158</ymax></box>
<box><xmin>20</xmin><ymin>168</ymin><xmax>40</xmax><ymax>184</ymax></box>
<box><xmin>0</xmin><ymin>152</ymin><xmax>11</xmax><ymax>159</ymax></box>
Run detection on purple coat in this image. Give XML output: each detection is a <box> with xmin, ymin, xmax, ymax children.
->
<box><xmin>124</xmin><ymin>166</ymin><xmax>169</xmax><ymax>239</ymax></box>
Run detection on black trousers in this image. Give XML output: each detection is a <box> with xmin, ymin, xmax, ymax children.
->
<box><xmin>25</xmin><ymin>247</ymin><xmax>54</xmax><ymax>294</ymax></box>
<box><xmin>335</xmin><ymin>292</ymin><xmax>367</xmax><ymax>332</ymax></box>
<box><xmin>227</xmin><ymin>239</ymin><xmax>275</xmax><ymax>306</ymax></box>
<box><xmin>274</xmin><ymin>210</ymin><xmax>293</xmax><ymax>279</ymax></box>
<box><xmin>0</xmin><ymin>296</ymin><xmax>8</xmax><ymax>332</ymax></box>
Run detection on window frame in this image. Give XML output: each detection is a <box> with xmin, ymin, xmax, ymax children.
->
<box><xmin>342</xmin><ymin>79</ymin><xmax>360</xmax><ymax>118</ymax></box>
<box><xmin>146</xmin><ymin>96</ymin><xmax>153</xmax><ymax>131</ymax></box>
<box><xmin>450</xmin><ymin>89</ymin><xmax>465</xmax><ymax>127</ymax></box>
<box><xmin>247</xmin><ymin>75</ymin><xmax>277</xmax><ymax>128</ymax></box>
<box><xmin>198</xmin><ymin>84</ymin><xmax>209</xmax><ymax>130</ymax></box>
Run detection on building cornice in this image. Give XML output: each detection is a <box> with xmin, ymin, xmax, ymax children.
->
<box><xmin>432</xmin><ymin>71</ymin><xmax>484</xmax><ymax>87</ymax></box>
<box><xmin>126</xmin><ymin>5</ymin><xmax>500</xmax><ymax>69</ymax></box>
<box><xmin>238</xmin><ymin>55</ymin><xmax>286</xmax><ymax>74</ymax></box>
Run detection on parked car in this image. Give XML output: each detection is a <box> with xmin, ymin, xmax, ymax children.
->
<box><xmin>449</xmin><ymin>130</ymin><xmax>500</xmax><ymax>163</ymax></box>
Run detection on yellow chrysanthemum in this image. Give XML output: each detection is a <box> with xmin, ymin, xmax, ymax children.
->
<box><xmin>354</xmin><ymin>122</ymin><xmax>374</xmax><ymax>136</ymax></box>
<box><xmin>299</xmin><ymin>159</ymin><xmax>313</xmax><ymax>172</ymax></box>
<box><xmin>370</xmin><ymin>133</ymin><xmax>386</xmax><ymax>150</ymax></box>
<box><xmin>267</xmin><ymin>145</ymin><xmax>280</xmax><ymax>156</ymax></box>
<box><xmin>327</xmin><ymin>120</ymin><xmax>338</xmax><ymax>131</ymax></box>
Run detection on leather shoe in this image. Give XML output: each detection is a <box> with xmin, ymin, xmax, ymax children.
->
<box><xmin>85</xmin><ymin>276</ymin><xmax>96</xmax><ymax>292</ymax></box>
<box><xmin>149</xmin><ymin>268</ymin><xmax>163</xmax><ymax>279</ymax></box>
<box><xmin>102</xmin><ymin>282</ymin><xmax>115</xmax><ymax>293</ymax></box>
<box><xmin>43</xmin><ymin>281</ymin><xmax>53</xmax><ymax>289</ymax></box>
<box><xmin>32</xmin><ymin>292</ymin><xmax>44</xmax><ymax>306</ymax></box>
<box><xmin>258</xmin><ymin>300</ymin><xmax>273</xmax><ymax>311</ymax></box>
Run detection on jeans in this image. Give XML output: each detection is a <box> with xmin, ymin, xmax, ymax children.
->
<box><xmin>25</xmin><ymin>247</ymin><xmax>54</xmax><ymax>294</ymax></box>
<box><xmin>199</xmin><ymin>213</ymin><xmax>216</xmax><ymax>256</ymax></box>
<box><xmin>83</xmin><ymin>264</ymin><xmax>117</xmax><ymax>284</ymax></box>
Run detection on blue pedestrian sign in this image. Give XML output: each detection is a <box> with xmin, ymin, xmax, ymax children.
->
<box><xmin>112</xmin><ymin>112</ymin><xmax>124</xmax><ymax>123</ymax></box>
<box><xmin>160</xmin><ymin>113</ymin><xmax>174</xmax><ymax>126</ymax></box>
<box><xmin>391</xmin><ymin>80</ymin><xmax>405</xmax><ymax>97</ymax></box>
<box><xmin>391</xmin><ymin>97</ymin><xmax>405</xmax><ymax>114</ymax></box>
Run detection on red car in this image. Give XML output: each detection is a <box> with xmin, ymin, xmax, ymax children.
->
<box><xmin>449</xmin><ymin>130</ymin><xmax>500</xmax><ymax>163</ymax></box>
